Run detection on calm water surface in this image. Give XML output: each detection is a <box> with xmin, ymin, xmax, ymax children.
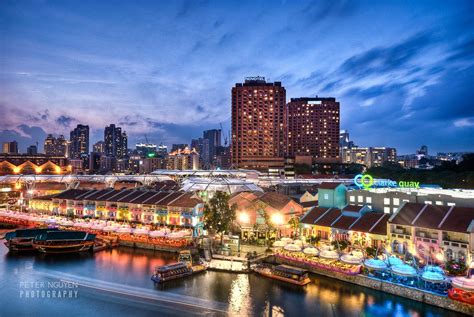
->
<box><xmin>0</xmin><ymin>241</ymin><xmax>465</xmax><ymax>317</ymax></box>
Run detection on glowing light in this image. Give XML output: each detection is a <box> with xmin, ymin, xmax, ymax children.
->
<box><xmin>55</xmin><ymin>166</ymin><xmax>61</xmax><ymax>173</ymax></box>
<box><xmin>13</xmin><ymin>167</ymin><xmax>20</xmax><ymax>174</ymax></box>
<box><xmin>271</xmin><ymin>213</ymin><xmax>284</xmax><ymax>225</ymax></box>
<box><xmin>238</xmin><ymin>212</ymin><xmax>250</xmax><ymax>224</ymax></box>
<box><xmin>35</xmin><ymin>167</ymin><xmax>42</xmax><ymax>173</ymax></box>
<box><xmin>14</xmin><ymin>182</ymin><xmax>22</xmax><ymax>189</ymax></box>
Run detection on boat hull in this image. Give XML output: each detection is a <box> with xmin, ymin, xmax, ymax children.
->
<box><xmin>254</xmin><ymin>268</ymin><xmax>311</xmax><ymax>286</ymax></box>
<box><xmin>448</xmin><ymin>288</ymin><xmax>474</xmax><ymax>305</ymax></box>
<box><xmin>151</xmin><ymin>264</ymin><xmax>207</xmax><ymax>283</ymax></box>
<box><xmin>4</xmin><ymin>239</ymin><xmax>36</xmax><ymax>252</ymax></box>
<box><xmin>33</xmin><ymin>241</ymin><xmax>94</xmax><ymax>254</ymax></box>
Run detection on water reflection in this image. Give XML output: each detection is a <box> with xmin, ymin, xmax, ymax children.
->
<box><xmin>0</xmin><ymin>245</ymin><xmax>463</xmax><ymax>317</ymax></box>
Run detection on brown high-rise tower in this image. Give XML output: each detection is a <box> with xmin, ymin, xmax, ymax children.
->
<box><xmin>286</xmin><ymin>97</ymin><xmax>340</xmax><ymax>163</ymax></box>
<box><xmin>231</xmin><ymin>77</ymin><xmax>286</xmax><ymax>170</ymax></box>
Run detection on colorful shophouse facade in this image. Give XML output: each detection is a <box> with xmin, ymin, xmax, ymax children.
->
<box><xmin>30</xmin><ymin>188</ymin><xmax>205</xmax><ymax>237</ymax></box>
<box><xmin>388</xmin><ymin>202</ymin><xmax>474</xmax><ymax>264</ymax></box>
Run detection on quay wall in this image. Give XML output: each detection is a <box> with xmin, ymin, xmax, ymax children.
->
<box><xmin>268</xmin><ymin>255</ymin><xmax>474</xmax><ymax>316</ymax></box>
<box><xmin>119</xmin><ymin>240</ymin><xmax>182</xmax><ymax>253</ymax></box>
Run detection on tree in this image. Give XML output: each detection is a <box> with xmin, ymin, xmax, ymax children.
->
<box><xmin>288</xmin><ymin>216</ymin><xmax>300</xmax><ymax>238</ymax></box>
<box><xmin>203</xmin><ymin>191</ymin><xmax>236</xmax><ymax>245</ymax></box>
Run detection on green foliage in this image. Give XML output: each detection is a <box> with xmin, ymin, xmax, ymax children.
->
<box><xmin>203</xmin><ymin>191</ymin><xmax>236</xmax><ymax>239</ymax></box>
<box><xmin>294</xmin><ymin>163</ymin><xmax>312</xmax><ymax>175</ymax></box>
<box><xmin>366</xmin><ymin>154</ymin><xmax>474</xmax><ymax>189</ymax></box>
<box><xmin>365</xmin><ymin>246</ymin><xmax>377</xmax><ymax>258</ymax></box>
<box><xmin>445</xmin><ymin>259</ymin><xmax>467</xmax><ymax>276</ymax></box>
<box><xmin>288</xmin><ymin>216</ymin><xmax>300</xmax><ymax>233</ymax></box>
<box><xmin>331</xmin><ymin>239</ymin><xmax>349</xmax><ymax>251</ymax></box>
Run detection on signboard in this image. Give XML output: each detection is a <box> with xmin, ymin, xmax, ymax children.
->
<box><xmin>354</xmin><ymin>174</ymin><xmax>420</xmax><ymax>189</ymax></box>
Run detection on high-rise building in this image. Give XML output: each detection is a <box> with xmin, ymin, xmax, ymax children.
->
<box><xmin>27</xmin><ymin>145</ymin><xmax>38</xmax><ymax>155</ymax></box>
<box><xmin>89</xmin><ymin>152</ymin><xmax>101</xmax><ymax>172</ymax></box>
<box><xmin>135</xmin><ymin>143</ymin><xmax>157</xmax><ymax>157</ymax></box>
<box><xmin>191</xmin><ymin>138</ymin><xmax>203</xmax><ymax>155</ymax></box>
<box><xmin>2</xmin><ymin>141</ymin><xmax>18</xmax><ymax>154</ymax></box>
<box><xmin>171</xmin><ymin>144</ymin><xmax>188</xmax><ymax>152</ymax></box>
<box><xmin>287</xmin><ymin>97</ymin><xmax>340</xmax><ymax>163</ymax></box>
<box><xmin>44</xmin><ymin>134</ymin><xmax>67</xmax><ymax>156</ymax></box>
<box><xmin>231</xmin><ymin>77</ymin><xmax>286</xmax><ymax>170</ymax></box>
<box><xmin>157</xmin><ymin>144</ymin><xmax>168</xmax><ymax>157</ymax></box>
<box><xmin>202</xmin><ymin>129</ymin><xmax>221</xmax><ymax>166</ymax></box>
<box><xmin>104</xmin><ymin>124</ymin><xmax>127</xmax><ymax>159</ymax></box>
<box><xmin>341</xmin><ymin>147</ymin><xmax>397</xmax><ymax>167</ymax></box>
<box><xmin>69</xmin><ymin>125</ymin><xmax>89</xmax><ymax>161</ymax></box>
<box><xmin>166</xmin><ymin>146</ymin><xmax>200</xmax><ymax>170</ymax></box>
<box><xmin>93</xmin><ymin>141</ymin><xmax>106</xmax><ymax>154</ymax></box>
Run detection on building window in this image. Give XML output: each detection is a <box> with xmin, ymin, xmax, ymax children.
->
<box><xmin>349</xmin><ymin>196</ymin><xmax>355</xmax><ymax>202</ymax></box>
<box><xmin>384</xmin><ymin>207</ymin><xmax>390</xmax><ymax>214</ymax></box>
<box><xmin>366</xmin><ymin>197</ymin><xmax>372</xmax><ymax>203</ymax></box>
<box><xmin>435</xmin><ymin>201</ymin><xmax>443</xmax><ymax>205</ymax></box>
<box><xmin>393</xmin><ymin>207</ymin><xmax>398</xmax><ymax>213</ymax></box>
<box><xmin>384</xmin><ymin>198</ymin><xmax>390</xmax><ymax>205</ymax></box>
<box><xmin>393</xmin><ymin>198</ymin><xmax>400</xmax><ymax>206</ymax></box>
<box><xmin>425</xmin><ymin>201</ymin><xmax>432</xmax><ymax>205</ymax></box>
<box><xmin>447</xmin><ymin>202</ymin><xmax>456</xmax><ymax>206</ymax></box>
<box><xmin>358</xmin><ymin>196</ymin><xmax>363</xmax><ymax>203</ymax></box>
<box><xmin>324</xmin><ymin>194</ymin><xmax>329</xmax><ymax>200</ymax></box>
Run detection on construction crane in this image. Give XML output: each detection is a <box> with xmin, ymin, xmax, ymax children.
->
<box><xmin>220</xmin><ymin>123</ymin><xmax>228</xmax><ymax>146</ymax></box>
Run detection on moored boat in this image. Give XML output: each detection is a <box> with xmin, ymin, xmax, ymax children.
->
<box><xmin>4</xmin><ymin>228</ymin><xmax>58</xmax><ymax>252</ymax></box>
<box><xmin>448</xmin><ymin>262</ymin><xmax>474</xmax><ymax>305</ymax></box>
<box><xmin>151</xmin><ymin>250</ymin><xmax>207</xmax><ymax>283</ymax></box>
<box><xmin>32</xmin><ymin>231</ymin><xmax>96</xmax><ymax>254</ymax></box>
<box><xmin>253</xmin><ymin>264</ymin><xmax>311</xmax><ymax>286</ymax></box>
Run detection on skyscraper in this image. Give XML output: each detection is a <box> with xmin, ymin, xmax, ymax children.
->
<box><xmin>2</xmin><ymin>141</ymin><xmax>18</xmax><ymax>154</ymax></box>
<box><xmin>203</xmin><ymin>129</ymin><xmax>221</xmax><ymax>166</ymax></box>
<box><xmin>286</xmin><ymin>97</ymin><xmax>340</xmax><ymax>163</ymax></box>
<box><xmin>93</xmin><ymin>141</ymin><xmax>106</xmax><ymax>154</ymax></box>
<box><xmin>44</xmin><ymin>134</ymin><xmax>67</xmax><ymax>156</ymax></box>
<box><xmin>231</xmin><ymin>77</ymin><xmax>286</xmax><ymax>170</ymax></box>
<box><xmin>69</xmin><ymin>124</ymin><xmax>89</xmax><ymax>168</ymax></box>
<box><xmin>27</xmin><ymin>145</ymin><xmax>38</xmax><ymax>155</ymax></box>
<box><xmin>104</xmin><ymin>124</ymin><xmax>127</xmax><ymax>159</ymax></box>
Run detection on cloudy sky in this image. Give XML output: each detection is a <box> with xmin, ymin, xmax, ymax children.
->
<box><xmin>1</xmin><ymin>0</ymin><xmax>473</xmax><ymax>154</ymax></box>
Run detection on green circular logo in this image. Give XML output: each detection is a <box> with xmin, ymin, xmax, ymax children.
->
<box><xmin>361</xmin><ymin>174</ymin><xmax>374</xmax><ymax>189</ymax></box>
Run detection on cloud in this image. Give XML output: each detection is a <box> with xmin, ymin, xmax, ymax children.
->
<box><xmin>454</xmin><ymin>117</ymin><xmax>474</xmax><ymax>127</ymax></box>
<box><xmin>55</xmin><ymin>115</ymin><xmax>75</xmax><ymax>127</ymax></box>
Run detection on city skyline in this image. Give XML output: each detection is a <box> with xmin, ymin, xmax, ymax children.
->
<box><xmin>1</xmin><ymin>1</ymin><xmax>474</xmax><ymax>154</ymax></box>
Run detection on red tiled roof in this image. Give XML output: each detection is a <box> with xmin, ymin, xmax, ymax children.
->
<box><xmin>300</xmin><ymin>201</ymin><xmax>318</xmax><ymax>208</ymax></box>
<box><xmin>314</xmin><ymin>208</ymin><xmax>341</xmax><ymax>227</ymax></box>
<box><xmin>168</xmin><ymin>193</ymin><xmax>202</xmax><ymax>208</ymax></box>
<box><xmin>412</xmin><ymin>204</ymin><xmax>450</xmax><ymax>230</ymax></box>
<box><xmin>389</xmin><ymin>203</ymin><xmax>423</xmax><ymax>226</ymax></box>
<box><xmin>343</xmin><ymin>205</ymin><xmax>365</xmax><ymax>212</ymax></box>
<box><xmin>371</xmin><ymin>214</ymin><xmax>390</xmax><ymax>235</ymax></box>
<box><xmin>257</xmin><ymin>192</ymin><xmax>296</xmax><ymax>210</ymax></box>
<box><xmin>438</xmin><ymin>207</ymin><xmax>474</xmax><ymax>233</ymax></box>
<box><xmin>350</xmin><ymin>212</ymin><xmax>388</xmax><ymax>235</ymax></box>
<box><xmin>332</xmin><ymin>215</ymin><xmax>358</xmax><ymax>230</ymax></box>
<box><xmin>300</xmin><ymin>207</ymin><xmax>330</xmax><ymax>224</ymax></box>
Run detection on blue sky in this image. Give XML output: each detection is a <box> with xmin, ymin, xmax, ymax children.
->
<box><xmin>1</xmin><ymin>0</ymin><xmax>473</xmax><ymax>154</ymax></box>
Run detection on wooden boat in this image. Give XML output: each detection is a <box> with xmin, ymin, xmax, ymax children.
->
<box><xmin>151</xmin><ymin>250</ymin><xmax>207</xmax><ymax>283</ymax></box>
<box><xmin>32</xmin><ymin>231</ymin><xmax>96</xmax><ymax>254</ymax></box>
<box><xmin>4</xmin><ymin>228</ymin><xmax>58</xmax><ymax>252</ymax></box>
<box><xmin>253</xmin><ymin>264</ymin><xmax>311</xmax><ymax>286</ymax></box>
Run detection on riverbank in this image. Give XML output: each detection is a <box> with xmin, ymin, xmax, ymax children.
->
<box><xmin>267</xmin><ymin>255</ymin><xmax>473</xmax><ymax>315</ymax></box>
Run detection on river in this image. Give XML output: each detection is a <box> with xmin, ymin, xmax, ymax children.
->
<box><xmin>0</xmin><ymin>243</ymin><xmax>464</xmax><ymax>317</ymax></box>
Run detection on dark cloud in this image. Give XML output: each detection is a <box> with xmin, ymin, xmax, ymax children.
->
<box><xmin>55</xmin><ymin>115</ymin><xmax>75</xmax><ymax>127</ymax></box>
<box><xmin>0</xmin><ymin>125</ymin><xmax>48</xmax><ymax>152</ymax></box>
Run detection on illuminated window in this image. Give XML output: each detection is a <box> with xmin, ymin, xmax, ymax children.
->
<box><xmin>384</xmin><ymin>207</ymin><xmax>390</xmax><ymax>214</ymax></box>
<box><xmin>393</xmin><ymin>198</ymin><xmax>400</xmax><ymax>206</ymax></box>
<box><xmin>384</xmin><ymin>198</ymin><xmax>390</xmax><ymax>205</ymax></box>
<box><xmin>349</xmin><ymin>196</ymin><xmax>355</xmax><ymax>202</ymax></box>
<box><xmin>366</xmin><ymin>197</ymin><xmax>372</xmax><ymax>203</ymax></box>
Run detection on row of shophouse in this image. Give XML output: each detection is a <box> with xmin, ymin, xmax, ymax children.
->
<box><xmin>29</xmin><ymin>188</ymin><xmax>205</xmax><ymax>235</ymax></box>
<box><xmin>297</xmin><ymin>183</ymin><xmax>474</xmax><ymax>264</ymax></box>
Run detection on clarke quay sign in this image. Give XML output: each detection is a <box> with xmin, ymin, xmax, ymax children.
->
<box><xmin>354</xmin><ymin>174</ymin><xmax>420</xmax><ymax>190</ymax></box>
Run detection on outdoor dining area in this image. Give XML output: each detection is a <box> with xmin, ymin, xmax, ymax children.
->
<box><xmin>272</xmin><ymin>238</ymin><xmax>362</xmax><ymax>275</ymax></box>
<box><xmin>0</xmin><ymin>210</ymin><xmax>193</xmax><ymax>249</ymax></box>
